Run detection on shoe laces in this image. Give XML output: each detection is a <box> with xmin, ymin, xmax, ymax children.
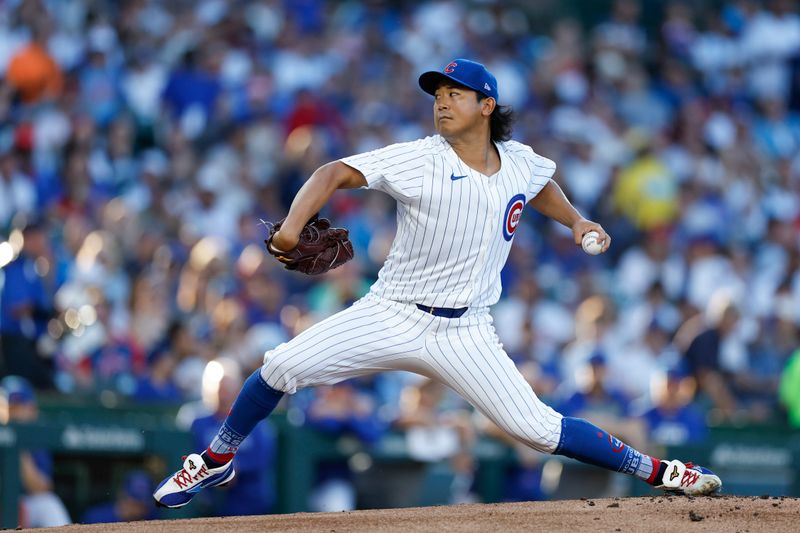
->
<box><xmin>172</xmin><ymin>455</ymin><xmax>210</xmax><ymax>489</ymax></box>
<box><xmin>680</xmin><ymin>465</ymin><xmax>701</xmax><ymax>487</ymax></box>
<box><xmin>173</xmin><ymin>467</ymin><xmax>195</xmax><ymax>489</ymax></box>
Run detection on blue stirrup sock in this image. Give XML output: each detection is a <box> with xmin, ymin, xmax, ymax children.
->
<box><xmin>204</xmin><ymin>370</ymin><xmax>284</xmax><ymax>466</ymax></box>
<box><xmin>554</xmin><ymin>417</ymin><xmax>663</xmax><ymax>484</ymax></box>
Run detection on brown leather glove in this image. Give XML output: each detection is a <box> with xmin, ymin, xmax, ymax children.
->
<box><xmin>265</xmin><ymin>214</ymin><xmax>354</xmax><ymax>275</ymax></box>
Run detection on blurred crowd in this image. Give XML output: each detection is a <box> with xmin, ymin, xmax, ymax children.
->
<box><xmin>1</xmin><ymin>0</ymin><xmax>799</xmax><ymax>513</ymax></box>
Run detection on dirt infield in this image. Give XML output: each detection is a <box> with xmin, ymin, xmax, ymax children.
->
<box><xmin>41</xmin><ymin>496</ymin><xmax>798</xmax><ymax>532</ymax></box>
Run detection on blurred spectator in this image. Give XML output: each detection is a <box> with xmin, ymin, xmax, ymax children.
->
<box><xmin>640</xmin><ymin>368</ymin><xmax>709</xmax><ymax>447</ymax></box>
<box><xmin>475</xmin><ymin>409</ymin><xmax>550</xmax><ymax>503</ymax></box>
<box><xmin>557</xmin><ymin>354</ymin><xmax>647</xmax><ymax>452</ymax></box>
<box><xmin>164</xmin><ymin>321</ymin><xmax>213</xmax><ymax>402</ymax></box>
<box><xmin>738</xmin><ymin>305</ymin><xmax>798</xmax><ymax>422</ymax></box>
<box><xmin>162</xmin><ymin>50</ymin><xmax>221</xmax><ymax>139</ymax></box>
<box><xmin>189</xmin><ymin>357</ymin><xmax>277</xmax><ymax>516</ymax></box>
<box><xmin>683</xmin><ymin>235</ymin><xmax>742</xmax><ymax>311</ymax></box>
<box><xmin>560</xmin><ymin>295</ymin><xmax>624</xmax><ymax>396</ymax></box>
<box><xmin>739</xmin><ymin>0</ymin><xmax>800</xmax><ymax>100</ymax></box>
<box><xmin>616</xmin><ymin>280</ymin><xmax>683</xmax><ymax>345</ymax></box>
<box><xmin>615</xmin><ymin>232</ymin><xmax>683</xmax><ymax>304</ymax></box>
<box><xmin>82</xmin><ymin>470</ymin><xmax>158</xmax><ymax>524</ymax></box>
<box><xmin>559</xmin><ymin>134</ymin><xmax>613</xmax><ymax>217</ymax></box>
<box><xmin>284</xmin><ymin>89</ymin><xmax>346</xmax><ymax>139</ymax></box>
<box><xmin>0</xmin><ymin>149</ymin><xmax>37</xmax><ymax>230</ymax></box>
<box><xmin>394</xmin><ymin>378</ymin><xmax>477</xmax><ymax>504</ymax></box>
<box><xmin>607</xmin><ymin>320</ymin><xmax>675</xmax><ymax>404</ymax></box>
<box><xmin>752</xmin><ymin>97</ymin><xmax>800</xmax><ymax>159</ymax></box>
<box><xmin>611</xmin><ymin>134</ymin><xmax>679</xmax><ymax>231</ymax></box>
<box><xmin>556</xmin><ymin>354</ymin><xmax>646</xmax><ymax>497</ymax></box>
<box><xmin>306</xmin><ymin>259</ymin><xmax>371</xmax><ymax>319</ymax></box>
<box><xmin>5</xmin><ymin>23</ymin><xmax>63</xmax><ymax>104</ymax></box>
<box><xmin>79</xmin><ymin>45</ymin><xmax>122</xmax><ymax>128</ymax></box>
<box><xmin>0</xmin><ymin>221</ymin><xmax>56</xmax><ymax>388</ymax></box>
<box><xmin>70</xmin><ymin>289</ymin><xmax>146</xmax><ymax>394</ymax></box>
<box><xmin>0</xmin><ymin>376</ymin><xmax>71</xmax><ymax>528</ymax></box>
<box><xmin>492</xmin><ymin>273</ymin><xmax>574</xmax><ymax>369</ymax></box>
<box><xmin>594</xmin><ymin>0</ymin><xmax>647</xmax><ymax>59</ymax></box>
<box><xmin>500</xmin><ymin>443</ymin><xmax>549</xmax><ymax>502</ymax></box>
<box><xmin>780</xmin><ymin>348</ymin><xmax>800</xmax><ymax>427</ymax></box>
<box><xmin>303</xmin><ymin>379</ymin><xmax>390</xmax><ymax>511</ymax></box>
<box><xmin>132</xmin><ymin>349</ymin><xmax>182</xmax><ymax>403</ymax></box>
<box><xmin>121</xmin><ymin>51</ymin><xmax>167</xmax><ymax>128</ymax></box>
<box><xmin>129</xmin><ymin>273</ymin><xmax>172</xmax><ymax>355</ymax></box>
<box><xmin>680</xmin><ymin>293</ymin><xmax>743</xmax><ymax>421</ymax></box>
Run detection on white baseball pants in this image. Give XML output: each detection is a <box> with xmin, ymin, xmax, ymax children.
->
<box><xmin>260</xmin><ymin>294</ymin><xmax>563</xmax><ymax>453</ymax></box>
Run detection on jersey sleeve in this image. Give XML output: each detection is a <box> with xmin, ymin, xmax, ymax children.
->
<box><xmin>524</xmin><ymin>151</ymin><xmax>557</xmax><ymax>200</ymax></box>
<box><xmin>504</xmin><ymin>141</ymin><xmax>556</xmax><ymax>202</ymax></box>
<box><xmin>339</xmin><ymin>139</ymin><xmax>427</xmax><ymax>201</ymax></box>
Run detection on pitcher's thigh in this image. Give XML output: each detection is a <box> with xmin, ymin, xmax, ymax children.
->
<box><xmin>261</xmin><ymin>297</ymin><xmax>431</xmax><ymax>393</ymax></box>
<box><xmin>424</xmin><ymin>322</ymin><xmax>563</xmax><ymax>453</ymax></box>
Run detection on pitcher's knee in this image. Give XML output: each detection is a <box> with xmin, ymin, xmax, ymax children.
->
<box><xmin>504</xmin><ymin>411</ymin><xmax>563</xmax><ymax>454</ymax></box>
<box><xmin>260</xmin><ymin>351</ymin><xmax>300</xmax><ymax>394</ymax></box>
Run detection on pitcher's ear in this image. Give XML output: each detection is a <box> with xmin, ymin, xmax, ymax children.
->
<box><xmin>481</xmin><ymin>97</ymin><xmax>496</xmax><ymax>116</ymax></box>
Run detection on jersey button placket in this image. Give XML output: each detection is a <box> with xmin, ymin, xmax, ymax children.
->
<box><xmin>480</xmin><ymin>177</ymin><xmax>502</xmax><ymax>305</ymax></box>
<box><xmin>472</xmin><ymin>177</ymin><xmax>494</xmax><ymax>286</ymax></box>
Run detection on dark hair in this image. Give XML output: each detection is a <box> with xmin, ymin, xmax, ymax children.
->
<box><xmin>477</xmin><ymin>94</ymin><xmax>515</xmax><ymax>142</ymax></box>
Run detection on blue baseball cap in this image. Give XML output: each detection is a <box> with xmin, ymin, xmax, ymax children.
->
<box><xmin>419</xmin><ymin>59</ymin><xmax>499</xmax><ymax>101</ymax></box>
<box><xmin>0</xmin><ymin>376</ymin><xmax>35</xmax><ymax>404</ymax></box>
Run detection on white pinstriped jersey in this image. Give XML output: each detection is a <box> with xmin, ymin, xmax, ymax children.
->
<box><xmin>341</xmin><ymin>134</ymin><xmax>556</xmax><ymax>309</ymax></box>
<box><xmin>259</xmin><ymin>135</ymin><xmax>566</xmax><ymax>455</ymax></box>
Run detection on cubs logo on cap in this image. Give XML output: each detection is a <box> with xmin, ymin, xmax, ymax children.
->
<box><xmin>419</xmin><ymin>58</ymin><xmax>499</xmax><ymax>101</ymax></box>
<box><xmin>502</xmin><ymin>194</ymin><xmax>525</xmax><ymax>241</ymax></box>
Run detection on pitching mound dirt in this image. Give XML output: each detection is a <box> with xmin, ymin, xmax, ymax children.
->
<box><xmin>40</xmin><ymin>495</ymin><xmax>799</xmax><ymax>532</ymax></box>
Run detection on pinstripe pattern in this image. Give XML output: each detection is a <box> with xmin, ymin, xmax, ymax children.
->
<box><xmin>260</xmin><ymin>295</ymin><xmax>437</xmax><ymax>393</ymax></box>
<box><xmin>340</xmin><ymin>135</ymin><xmax>555</xmax><ymax>308</ymax></box>
<box><xmin>425</xmin><ymin>314</ymin><xmax>563</xmax><ymax>452</ymax></box>
<box><xmin>259</xmin><ymin>294</ymin><xmax>563</xmax><ymax>452</ymax></box>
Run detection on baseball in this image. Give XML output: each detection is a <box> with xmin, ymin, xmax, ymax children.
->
<box><xmin>582</xmin><ymin>231</ymin><xmax>603</xmax><ymax>255</ymax></box>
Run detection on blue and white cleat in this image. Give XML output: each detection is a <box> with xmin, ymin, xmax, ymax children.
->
<box><xmin>655</xmin><ymin>459</ymin><xmax>722</xmax><ymax>496</ymax></box>
<box><xmin>153</xmin><ymin>453</ymin><xmax>235</xmax><ymax>508</ymax></box>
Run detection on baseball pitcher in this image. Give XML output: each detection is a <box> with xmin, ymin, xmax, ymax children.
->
<box><xmin>154</xmin><ymin>59</ymin><xmax>721</xmax><ymax>508</ymax></box>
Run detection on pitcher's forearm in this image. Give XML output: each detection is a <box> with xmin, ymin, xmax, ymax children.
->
<box><xmin>529</xmin><ymin>179</ymin><xmax>584</xmax><ymax>228</ymax></box>
<box><xmin>281</xmin><ymin>167</ymin><xmax>341</xmax><ymax>237</ymax></box>
<box><xmin>272</xmin><ymin>162</ymin><xmax>366</xmax><ymax>251</ymax></box>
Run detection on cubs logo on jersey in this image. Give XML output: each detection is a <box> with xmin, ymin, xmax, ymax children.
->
<box><xmin>502</xmin><ymin>194</ymin><xmax>526</xmax><ymax>241</ymax></box>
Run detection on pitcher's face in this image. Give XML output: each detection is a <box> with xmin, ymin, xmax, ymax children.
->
<box><xmin>433</xmin><ymin>84</ymin><xmax>490</xmax><ymax>138</ymax></box>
